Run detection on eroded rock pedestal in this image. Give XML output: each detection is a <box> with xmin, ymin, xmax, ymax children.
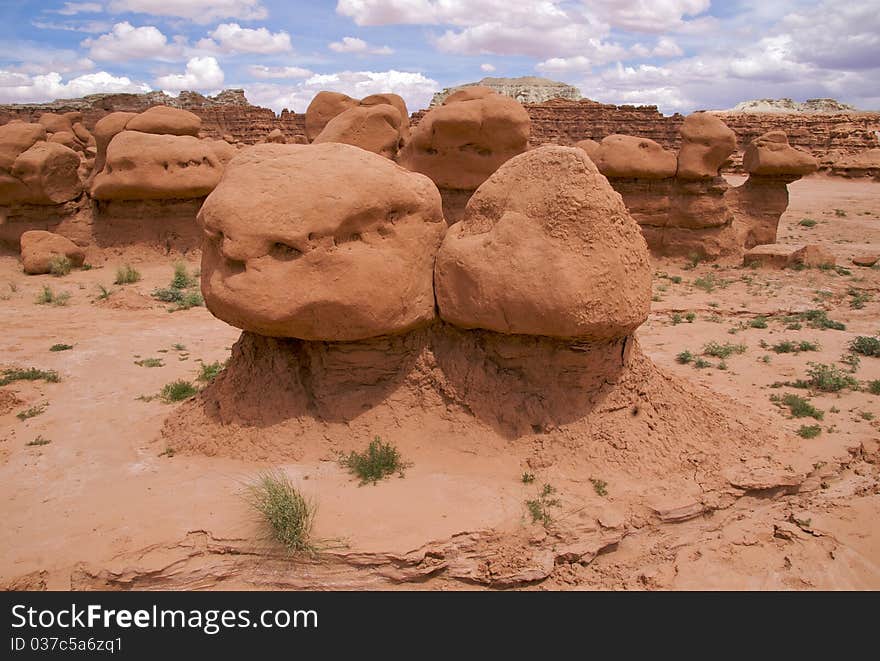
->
<box><xmin>165</xmin><ymin>143</ymin><xmax>782</xmax><ymax>497</ymax></box>
<box><xmin>588</xmin><ymin>114</ymin><xmax>819</xmax><ymax>258</ymax></box>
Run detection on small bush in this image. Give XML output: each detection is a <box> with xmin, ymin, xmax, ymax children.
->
<box><xmin>342</xmin><ymin>437</ymin><xmax>407</xmax><ymax>485</ymax></box>
<box><xmin>834</xmin><ymin>208</ymin><xmax>847</xmax><ymax>217</ymax></box>
<box><xmin>49</xmin><ymin>255</ymin><xmax>72</xmax><ymax>277</ymax></box>
<box><xmin>850</xmin><ymin>336</ymin><xmax>880</xmax><ymax>357</ymax></box>
<box><xmin>694</xmin><ymin>274</ymin><xmax>727</xmax><ymax>292</ymax></box>
<box><xmin>685</xmin><ymin>312</ymin><xmax>696</xmax><ymax>323</ymax></box>
<box><xmin>49</xmin><ymin>343</ymin><xmax>73</xmax><ymax>352</ymax></box>
<box><xmin>771</xmin><ymin>393</ymin><xmax>824</xmax><ymax>420</ymax></box>
<box><xmin>134</xmin><ymin>358</ymin><xmax>164</xmax><ymax>368</ymax></box>
<box><xmin>694</xmin><ymin>357</ymin><xmax>712</xmax><ymax>369</ymax></box>
<box><xmin>521</xmin><ymin>472</ymin><xmax>535</xmax><ymax>484</ymax></box>
<box><xmin>114</xmin><ymin>264</ymin><xmax>141</xmax><ymax>285</ymax></box>
<box><xmin>590</xmin><ymin>478</ymin><xmax>608</xmax><ymax>497</ymax></box>
<box><xmin>198</xmin><ymin>360</ymin><xmax>225</xmax><ymax>382</ymax></box>
<box><xmin>771</xmin><ymin>340</ymin><xmax>820</xmax><ymax>354</ymax></box>
<box><xmin>246</xmin><ymin>471</ymin><xmax>315</xmax><ymax>554</ymax></box>
<box><xmin>749</xmin><ymin>316</ymin><xmax>768</xmax><ymax>329</ymax></box>
<box><xmin>96</xmin><ymin>285</ymin><xmax>112</xmax><ymax>300</ymax></box>
<box><xmin>153</xmin><ymin>263</ymin><xmax>202</xmax><ymax>311</ymax></box>
<box><xmin>0</xmin><ymin>368</ymin><xmax>59</xmax><ymax>386</ymax></box>
<box><xmin>35</xmin><ymin>286</ymin><xmax>70</xmax><ymax>306</ymax></box>
<box><xmin>703</xmin><ymin>341</ymin><xmax>747</xmax><ymax>359</ymax></box>
<box><xmin>159</xmin><ymin>380</ymin><xmax>198</xmax><ymax>403</ymax></box>
<box><xmin>797</xmin><ymin>309</ymin><xmax>845</xmax><ymax>330</ymax></box>
<box><xmin>868</xmin><ymin>380</ymin><xmax>880</xmax><ymax>395</ymax></box>
<box><xmin>17</xmin><ymin>403</ymin><xmax>47</xmax><ymax>420</ymax></box>
<box><xmin>799</xmin><ymin>218</ymin><xmax>818</xmax><ymax>227</ymax></box>
<box><xmin>171</xmin><ymin>291</ymin><xmax>204</xmax><ymax>311</ymax></box>
<box><xmin>805</xmin><ymin>363</ymin><xmax>859</xmax><ymax>392</ymax></box>
<box><xmin>526</xmin><ymin>483</ymin><xmax>560</xmax><ymax>525</ymax></box>
<box><xmin>848</xmin><ymin>288</ymin><xmax>871</xmax><ymax>310</ymax></box>
<box><xmin>171</xmin><ymin>262</ymin><xmax>197</xmax><ymax>289</ymax></box>
<box><xmin>676</xmin><ymin>350</ymin><xmax>693</xmax><ymax>364</ymax></box>
<box><xmin>797</xmin><ymin>424</ymin><xmax>822</xmax><ymax>439</ymax></box>
<box><xmin>26</xmin><ymin>435</ymin><xmax>51</xmax><ymax>447</ymax></box>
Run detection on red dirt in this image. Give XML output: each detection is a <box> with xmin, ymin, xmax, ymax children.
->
<box><xmin>1</xmin><ymin>175</ymin><xmax>878</xmax><ymax>590</ymax></box>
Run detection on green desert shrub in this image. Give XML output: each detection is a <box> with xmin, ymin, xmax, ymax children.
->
<box><xmin>341</xmin><ymin>437</ymin><xmax>407</xmax><ymax>485</ymax></box>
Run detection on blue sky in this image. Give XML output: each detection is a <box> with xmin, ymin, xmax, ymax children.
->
<box><xmin>0</xmin><ymin>1</ymin><xmax>877</xmax><ymax>114</ymax></box>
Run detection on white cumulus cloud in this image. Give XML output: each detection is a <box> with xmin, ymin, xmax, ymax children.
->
<box><xmin>82</xmin><ymin>22</ymin><xmax>179</xmax><ymax>60</ymax></box>
<box><xmin>0</xmin><ymin>69</ymin><xmax>151</xmax><ymax>103</ymax></box>
<box><xmin>480</xmin><ymin>63</ymin><xmax>495</xmax><ymax>72</ymax></box>
<box><xmin>155</xmin><ymin>56</ymin><xmax>224</xmax><ymax>93</ymax></box>
<box><xmin>197</xmin><ymin>23</ymin><xmax>292</xmax><ymax>54</ymax></box>
<box><xmin>329</xmin><ymin>36</ymin><xmax>394</xmax><ymax>55</ymax></box>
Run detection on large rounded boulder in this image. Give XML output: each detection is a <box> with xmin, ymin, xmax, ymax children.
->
<box><xmin>198</xmin><ymin>143</ymin><xmax>446</xmax><ymax>341</ymax></box>
<box><xmin>397</xmin><ymin>86</ymin><xmax>530</xmax><ymax>191</ymax></box>
<box><xmin>434</xmin><ymin>146</ymin><xmax>651</xmax><ymax>340</ymax></box>
<box><xmin>677</xmin><ymin>112</ymin><xmax>737</xmax><ymax>179</ymax></box>
<box><xmin>20</xmin><ymin>230</ymin><xmax>85</xmax><ymax>274</ymax></box>
<box><xmin>90</xmin><ymin>131</ymin><xmax>225</xmax><ymax>200</ymax></box>
<box><xmin>743</xmin><ymin>131</ymin><xmax>818</xmax><ymax>177</ymax></box>
<box><xmin>125</xmin><ymin>106</ymin><xmax>201</xmax><ymax>137</ymax></box>
<box><xmin>591</xmin><ymin>134</ymin><xmax>677</xmax><ymax>179</ymax></box>
<box><xmin>312</xmin><ymin>104</ymin><xmax>405</xmax><ymax>158</ymax></box>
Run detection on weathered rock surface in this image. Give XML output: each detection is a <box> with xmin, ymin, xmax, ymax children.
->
<box><xmin>125</xmin><ymin>105</ymin><xmax>201</xmax><ymax>137</ymax></box>
<box><xmin>313</xmin><ymin>104</ymin><xmax>405</xmax><ymax>158</ymax></box>
<box><xmin>743</xmin><ymin>131</ymin><xmax>818</xmax><ymax>176</ymax></box>
<box><xmin>399</xmin><ymin>86</ymin><xmax>530</xmax><ymax>193</ymax></box>
<box><xmin>677</xmin><ymin>112</ymin><xmax>737</xmax><ymax>179</ymax></box>
<box><xmin>743</xmin><ymin>244</ymin><xmax>835</xmax><ymax>268</ymax></box>
<box><xmin>19</xmin><ymin>229</ymin><xmax>84</xmax><ymax>274</ymax></box>
<box><xmin>590</xmin><ymin>134</ymin><xmax>677</xmax><ymax>179</ymax></box>
<box><xmin>851</xmin><ymin>252</ymin><xmax>879</xmax><ymax>267</ymax></box>
<box><xmin>90</xmin><ymin>131</ymin><xmax>225</xmax><ymax>200</ymax></box>
<box><xmin>435</xmin><ymin>146</ymin><xmax>651</xmax><ymax>339</ymax></box>
<box><xmin>199</xmin><ymin>143</ymin><xmax>445</xmax><ymax>341</ymax></box>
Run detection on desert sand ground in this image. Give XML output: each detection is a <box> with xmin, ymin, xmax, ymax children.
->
<box><xmin>1</xmin><ymin>175</ymin><xmax>878</xmax><ymax>591</ymax></box>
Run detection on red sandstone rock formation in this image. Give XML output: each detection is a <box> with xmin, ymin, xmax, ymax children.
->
<box><xmin>312</xmin><ymin>104</ymin><xmax>406</xmax><ymax>159</ymax></box>
<box><xmin>399</xmin><ymin>86</ymin><xmax>530</xmax><ymax>222</ymax></box>
<box><xmin>436</xmin><ymin>146</ymin><xmax>650</xmax><ymax>339</ymax></box>
<box><xmin>199</xmin><ymin>143</ymin><xmax>445</xmax><ymax>340</ymax></box>
<box><xmin>0</xmin><ymin>122</ymin><xmax>83</xmax><ymax>206</ymax></box>
<box><xmin>19</xmin><ymin>229</ymin><xmax>85</xmax><ymax>274</ymax></box>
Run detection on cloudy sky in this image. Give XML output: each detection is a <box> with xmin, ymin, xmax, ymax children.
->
<box><xmin>0</xmin><ymin>1</ymin><xmax>877</xmax><ymax>114</ymax></box>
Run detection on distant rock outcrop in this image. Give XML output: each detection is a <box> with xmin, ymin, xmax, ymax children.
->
<box><xmin>727</xmin><ymin>98</ymin><xmax>858</xmax><ymax>114</ymax></box>
<box><xmin>430</xmin><ymin>77</ymin><xmax>581</xmax><ymax>107</ymax></box>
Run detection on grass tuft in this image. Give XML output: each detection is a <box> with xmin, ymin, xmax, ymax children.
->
<box><xmin>114</xmin><ymin>264</ymin><xmax>141</xmax><ymax>285</ymax></box>
<box><xmin>35</xmin><ymin>286</ymin><xmax>70</xmax><ymax>306</ymax></box>
<box><xmin>16</xmin><ymin>403</ymin><xmax>47</xmax><ymax>420</ymax></box>
<box><xmin>703</xmin><ymin>341</ymin><xmax>747</xmax><ymax>359</ymax></box>
<box><xmin>797</xmin><ymin>424</ymin><xmax>822</xmax><ymax>439</ymax></box>
<box><xmin>771</xmin><ymin>393</ymin><xmax>824</xmax><ymax>420</ymax></box>
<box><xmin>49</xmin><ymin>343</ymin><xmax>73</xmax><ymax>352</ymax></box>
<box><xmin>0</xmin><ymin>368</ymin><xmax>60</xmax><ymax>386</ymax></box>
<box><xmin>159</xmin><ymin>380</ymin><xmax>198</xmax><ymax>403</ymax></box>
<box><xmin>197</xmin><ymin>360</ymin><xmax>226</xmax><ymax>382</ymax></box>
<box><xmin>246</xmin><ymin>471</ymin><xmax>316</xmax><ymax>554</ymax></box>
<box><xmin>49</xmin><ymin>255</ymin><xmax>72</xmax><ymax>277</ymax></box>
<box><xmin>26</xmin><ymin>435</ymin><xmax>51</xmax><ymax>446</ymax></box>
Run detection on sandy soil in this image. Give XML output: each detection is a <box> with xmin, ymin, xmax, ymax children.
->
<box><xmin>1</xmin><ymin>174</ymin><xmax>879</xmax><ymax>590</ymax></box>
